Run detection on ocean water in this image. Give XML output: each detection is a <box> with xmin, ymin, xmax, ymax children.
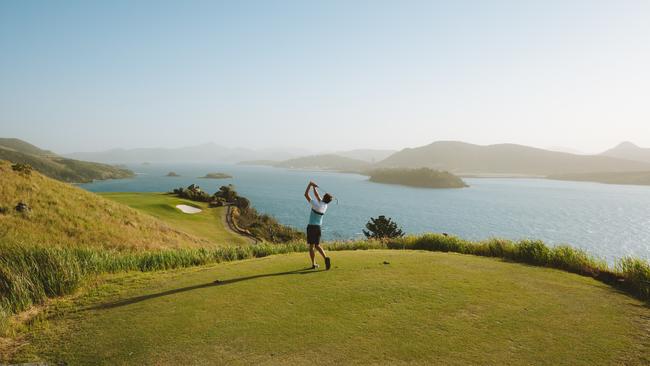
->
<box><xmin>79</xmin><ymin>164</ymin><xmax>650</xmax><ymax>264</ymax></box>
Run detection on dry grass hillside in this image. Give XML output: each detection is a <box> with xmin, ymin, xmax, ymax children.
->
<box><xmin>0</xmin><ymin>160</ymin><xmax>209</xmax><ymax>249</ymax></box>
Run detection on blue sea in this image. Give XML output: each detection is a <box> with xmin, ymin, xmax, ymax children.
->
<box><xmin>79</xmin><ymin>164</ymin><xmax>650</xmax><ymax>264</ymax></box>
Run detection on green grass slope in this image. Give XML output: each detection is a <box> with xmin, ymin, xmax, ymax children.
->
<box><xmin>0</xmin><ymin>138</ymin><xmax>133</xmax><ymax>183</ymax></box>
<box><xmin>100</xmin><ymin>192</ymin><xmax>249</xmax><ymax>246</ymax></box>
<box><xmin>22</xmin><ymin>251</ymin><xmax>649</xmax><ymax>365</ymax></box>
<box><xmin>0</xmin><ymin>161</ymin><xmax>211</xmax><ymax>249</ymax></box>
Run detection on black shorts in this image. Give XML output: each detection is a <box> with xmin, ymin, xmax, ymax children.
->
<box><xmin>306</xmin><ymin>224</ymin><xmax>321</xmax><ymax>245</ymax></box>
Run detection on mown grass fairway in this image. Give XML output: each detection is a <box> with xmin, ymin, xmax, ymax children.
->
<box><xmin>100</xmin><ymin>192</ymin><xmax>249</xmax><ymax>246</ymax></box>
<box><xmin>24</xmin><ymin>251</ymin><xmax>649</xmax><ymax>365</ymax></box>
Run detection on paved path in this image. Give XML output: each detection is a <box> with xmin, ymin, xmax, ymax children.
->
<box><xmin>223</xmin><ymin>205</ymin><xmax>259</xmax><ymax>244</ymax></box>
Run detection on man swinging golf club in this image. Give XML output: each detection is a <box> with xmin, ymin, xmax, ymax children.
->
<box><xmin>304</xmin><ymin>180</ymin><xmax>333</xmax><ymax>270</ymax></box>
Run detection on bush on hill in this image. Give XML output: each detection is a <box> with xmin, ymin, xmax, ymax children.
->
<box><xmin>11</xmin><ymin>163</ymin><xmax>32</xmax><ymax>175</ymax></box>
<box><xmin>172</xmin><ymin>184</ymin><xmax>212</xmax><ymax>202</ymax></box>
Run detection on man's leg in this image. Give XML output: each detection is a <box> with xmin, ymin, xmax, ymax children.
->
<box><xmin>315</xmin><ymin>244</ymin><xmax>327</xmax><ymax>259</ymax></box>
<box><xmin>315</xmin><ymin>245</ymin><xmax>332</xmax><ymax>270</ymax></box>
<box><xmin>309</xmin><ymin>244</ymin><xmax>316</xmax><ymax>266</ymax></box>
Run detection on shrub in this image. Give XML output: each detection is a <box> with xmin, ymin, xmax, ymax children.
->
<box><xmin>514</xmin><ymin>240</ymin><xmax>551</xmax><ymax>265</ymax></box>
<box><xmin>363</xmin><ymin>216</ymin><xmax>404</xmax><ymax>239</ymax></box>
<box><xmin>481</xmin><ymin>238</ymin><xmax>516</xmax><ymax>259</ymax></box>
<box><xmin>11</xmin><ymin>163</ymin><xmax>32</xmax><ymax>175</ymax></box>
<box><xmin>549</xmin><ymin>245</ymin><xmax>606</xmax><ymax>275</ymax></box>
<box><xmin>618</xmin><ymin>257</ymin><xmax>650</xmax><ymax>300</ymax></box>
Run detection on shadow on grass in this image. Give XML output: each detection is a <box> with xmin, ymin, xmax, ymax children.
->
<box><xmin>88</xmin><ymin>267</ymin><xmax>319</xmax><ymax>311</ymax></box>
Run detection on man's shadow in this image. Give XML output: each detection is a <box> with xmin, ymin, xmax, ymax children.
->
<box><xmin>88</xmin><ymin>267</ymin><xmax>319</xmax><ymax>311</ymax></box>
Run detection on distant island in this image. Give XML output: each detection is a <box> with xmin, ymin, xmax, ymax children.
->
<box><xmin>166</xmin><ymin>172</ymin><xmax>180</xmax><ymax>177</ymax></box>
<box><xmin>547</xmin><ymin>171</ymin><xmax>650</xmax><ymax>186</ymax></box>
<box><xmin>367</xmin><ymin>168</ymin><xmax>468</xmax><ymax>188</ymax></box>
<box><xmin>199</xmin><ymin>172</ymin><xmax>232</xmax><ymax>179</ymax></box>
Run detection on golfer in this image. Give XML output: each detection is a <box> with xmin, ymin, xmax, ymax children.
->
<box><xmin>304</xmin><ymin>180</ymin><xmax>333</xmax><ymax>270</ymax></box>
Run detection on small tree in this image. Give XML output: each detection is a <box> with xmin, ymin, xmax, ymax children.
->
<box><xmin>363</xmin><ymin>215</ymin><xmax>404</xmax><ymax>239</ymax></box>
<box><xmin>214</xmin><ymin>184</ymin><xmax>238</xmax><ymax>203</ymax></box>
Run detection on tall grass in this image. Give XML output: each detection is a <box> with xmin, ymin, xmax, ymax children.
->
<box><xmin>1</xmin><ymin>235</ymin><xmax>649</xmax><ymax>328</ymax></box>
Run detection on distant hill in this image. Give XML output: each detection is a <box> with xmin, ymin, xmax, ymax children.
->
<box><xmin>274</xmin><ymin>154</ymin><xmax>371</xmax><ymax>172</ymax></box>
<box><xmin>548</xmin><ymin>171</ymin><xmax>650</xmax><ymax>186</ymax></box>
<box><xmin>239</xmin><ymin>150</ymin><xmax>395</xmax><ymax>166</ymax></box>
<box><xmin>601</xmin><ymin>142</ymin><xmax>650</xmax><ymax>164</ymax></box>
<box><xmin>65</xmin><ymin>143</ymin><xmax>308</xmax><ymax>164</ymax></box>
<box><xmin>237</xmin><ymin>160</ymin><xmax>278</xmax><ymax>166</ymax></box>
<box><xmin>0</xmin><ymin>138</ymin><xmax>56</xmax><ymax>156</ymax></box>
<box><xmin>0</xmin><ymin>160</ymin><xmax>207</xmax><ymax>249</ymax></box>
<box><xmin>376</xmin><ymin>141</ymin><xmax>650</xmax><ymax>176</ymax></box>
<box><xmin>334</xmin><ymin>149</ymin><xmax>397</xmax><ymax>163</ymax></box>
<box><xmin>0</xmin><ymin>138</ymin><xmax>133</xmax><ymax>183</ymax></box>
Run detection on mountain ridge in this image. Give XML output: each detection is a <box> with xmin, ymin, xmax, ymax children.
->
<box><xmin>601</xmin><ymin>141</ymin><xmax>650</xmax><ymax>163</ymax></box>
<box><xmin>375</xmin><ymin>141</ymin><xmax>650</xmax><ymax>175</ymax></box>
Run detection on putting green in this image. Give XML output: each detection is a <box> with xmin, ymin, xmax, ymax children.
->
<box><xmin>99</xmin><ymin>192</ymin><xmax>250</xmax><ymax>246</ymax></box>
<box><xmin>25</xmin><ymin>251</ymin><xmax>649</xmax><ymax>365</ymax></box>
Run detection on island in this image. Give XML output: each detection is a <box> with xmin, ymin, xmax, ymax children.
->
<box><xmin>199</xmin><ymin>172</ymin><xmax>232</xmax><ymax>179</ymax></box>
<box><xmin>367</xmin><ymin>168</ymin><xmax>468</xmax><ymax>188</ymax></box>
<box><xmin>166</xmin><ymin>172</ymin><xmax>180</xmax><ymax>177</ymax></box>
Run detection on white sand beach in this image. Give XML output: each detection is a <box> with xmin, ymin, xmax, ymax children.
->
<box><xmin>175</xmin><ymin>204</ymin><xmax>202</xmax><ymax>214</ymax></box>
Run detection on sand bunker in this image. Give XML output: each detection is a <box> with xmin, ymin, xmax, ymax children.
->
<box><xmin>176</xmin><ymin>204</ymin><xmax>202</xmax><ymax>214</ymax></box>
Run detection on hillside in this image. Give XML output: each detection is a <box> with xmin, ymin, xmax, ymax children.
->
<box><xmin>377</xmin><ymin>141</ymin><xmax>650</xmax><ymax>175</ymax></box>
<box><xmin>0</xmin><ymin>161</ymin><xmax>209</xmax><ymax>249</ymax></box>
<box><xmin>601</xmin><ymin>141</ymin><xmax>650</xmax><ymax>164</ymax></box>
<box><xmin>334</xmin><ymin>149</ymin><xmax>396</xmax><ymax>163</ymax></box>
<box><xmin>274</xmin><ymin>154</ymin><xmax>371</xmax><ymax>172</ymax></box>
<box><xmin>548</xmin><ymin>171</ymin><xmax>650</xmax><ymax>186</ymax></box>
<box><xmin>19</xmin><ymin>251</ymin><xmax>650</xmax><ymax>365</ymax></box>
<box><xmin>0</xmin><ymin>138</ymin><xmax>133</xmax><ymax>183</ymax></box>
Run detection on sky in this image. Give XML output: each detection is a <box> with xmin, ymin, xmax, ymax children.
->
<box><xmin>1</xmin><ymin>0</ymin><xmax>649</xmax><ymax>154</ymax></box>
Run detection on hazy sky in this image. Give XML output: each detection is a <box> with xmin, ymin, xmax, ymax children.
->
<box><xmin>1</xmin><ymin>0</ymin><xmax>649</xmax><ymax>154</ymax></box>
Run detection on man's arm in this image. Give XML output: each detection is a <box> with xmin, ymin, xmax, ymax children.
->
<box><xmin>304</xmin><ymin>181</ymin><xmax>315</xmax><ymax>203</ymax></box>
<box><xmin>312</xmin><ymin>183</ymin><xmax>322</xmax><ymax>202</ymax></box>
